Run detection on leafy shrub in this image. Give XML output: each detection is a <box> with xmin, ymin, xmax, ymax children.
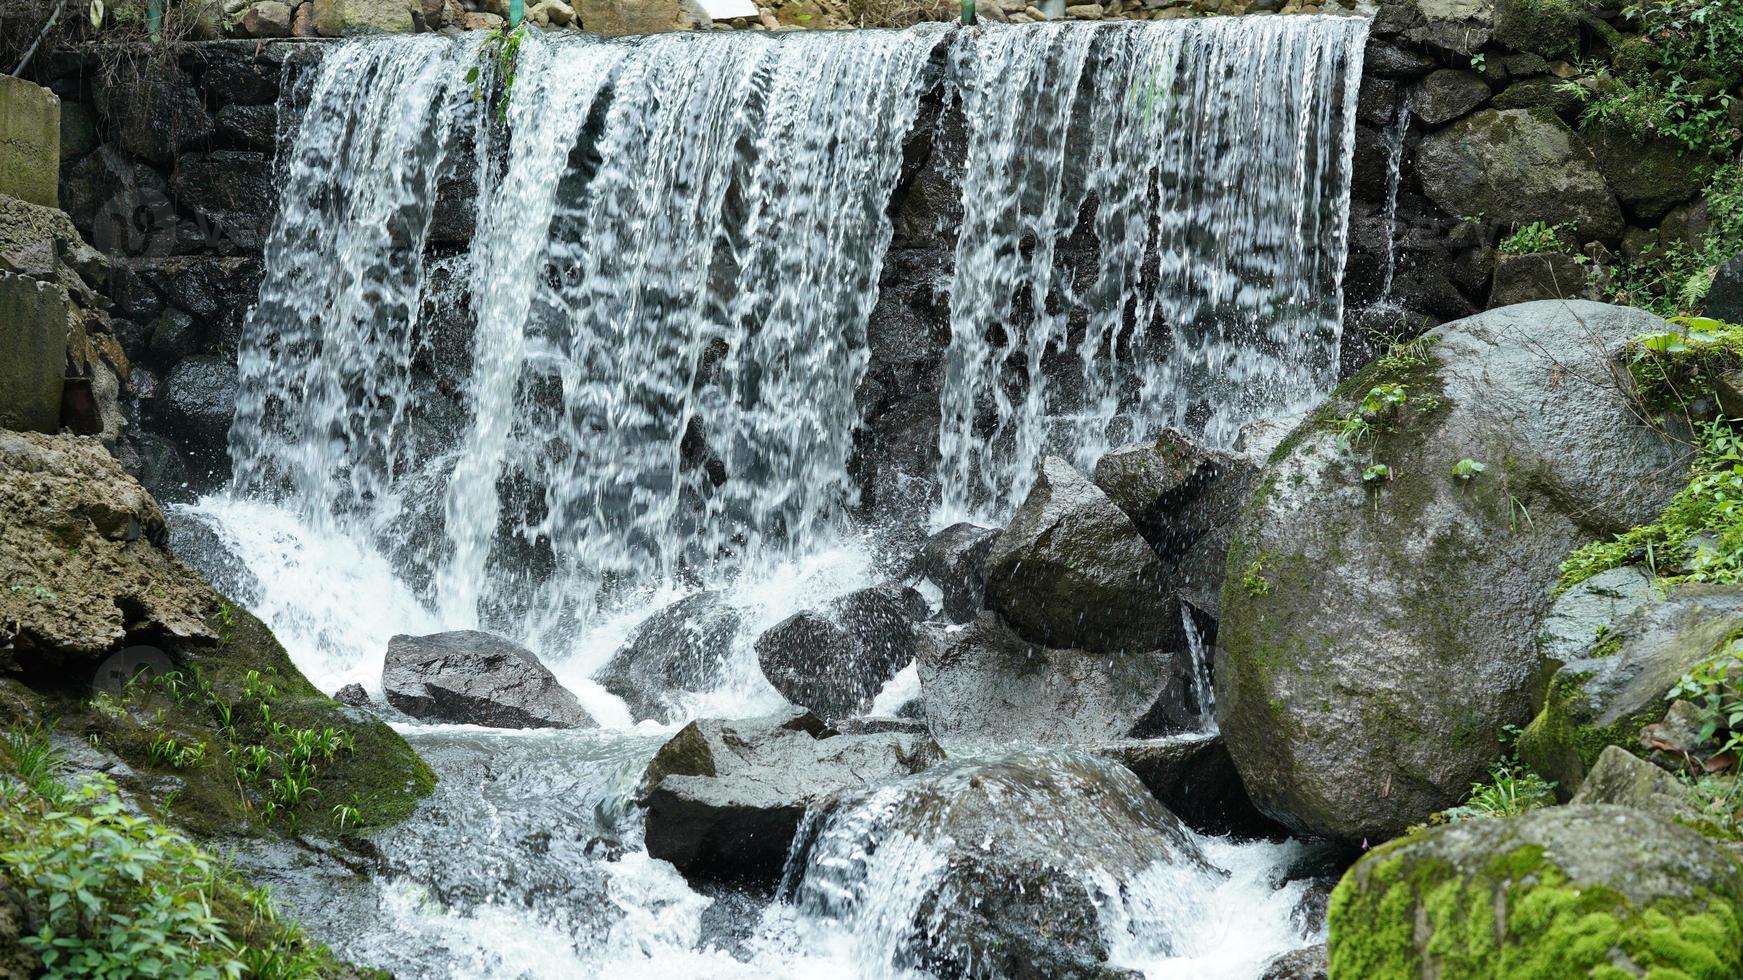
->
<box><xmin>1498</xmin><ymin>221</ymin><xmax>1573</xmax><ymax>255</ymax></box>
<box><xmin>1607</xmin><ymin>165</ymin><xmax>1743</xmax><ymax>317</ymax></box>
<box><xmin>1573</xmin><ymin>0</ymin><xmax>1743</xmax><ymax>158</ymax></box>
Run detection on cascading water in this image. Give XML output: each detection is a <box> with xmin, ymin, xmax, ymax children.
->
<box><xmin>180</xmin><ymin>16</ymin><xmax>1372</xmax><ymax>979</ymax></box>
<box><xmin>1375</xmin><ymin>89</ymin><xmax>1413</xmax><ymax>306</ymax></box>
<box><xmin>937</xmin><ymin>17</ymin><xmax>1368</xmax><ymax>519</ymax></box>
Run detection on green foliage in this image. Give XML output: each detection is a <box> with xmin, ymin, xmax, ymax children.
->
<box><xmin>467</xmin><ymin>24</ymin><xmax>526</xmax><ymax>121</ymax></box>
<box><xmin>147</xmin><ymin>733</ymin><xmax>208</xmax><ymax>770</ymax></box>
<box><xmin>1452</xmin><ymin>458</ymin><xmax>1487</xmax><ymax>483</ymax></box>
<box><xmin>0</xmin><ymin>770</ymin><xmax>349</xmax><ymax>980</ymax></box>
<box><xmin>1684</xmin><ymin>772</ymin><xmax>1743</xmax><ymax>838</ymax></box>
<box><xmin>1573</xmin><ymin>0</ymin><xmax>1743</xmax><ymax>158</ymax></box>
<box><xmin>1666</xmin><ymin>640</ymin><xmax>1743</xmax><ymax>762</ymax></box>
<box><xmin>1607</xmin><ymin>167</ymin><xmax>1743</xmax><ymax>316</ymax></box>
<box><xmin>1560</xmin><ymin>417</ymin><xmax>1743</xmax><ymax>589</ymax></box>
<box><xmin>1424</xmin><ymin>727</ymin><xmax>1559</xmax><ymax>828</ymax></box>
<box><xmin>5</xmin><ymin>722</ymin><xmax>69</xmax><ymax>805</ymax></box>
<box><xmin>1362</xmin><ymin>462</ymin><xmax>1394</xmax><ymax>484</ymax></box>
<box><xmin>1240</xmin><ymin>556</ymin><xmax>1272</xmax><ymax>597</ymax></box>
<box><xmin>1498</xmin><ymin>221</ymin><xmax>1573</xmax><ymax>255</ymax></box>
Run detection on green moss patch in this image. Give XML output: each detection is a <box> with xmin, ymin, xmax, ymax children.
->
<box><xmin>1329</xmin><ymin>836</ymin><xmax>1743</xmax><ymax>979</ymax></box>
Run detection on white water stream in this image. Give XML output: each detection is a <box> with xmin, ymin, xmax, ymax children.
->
<box><xmin>180</xmin><ymin>18</ymin><xmax>1367</xmax><ymax>978</ymax></box>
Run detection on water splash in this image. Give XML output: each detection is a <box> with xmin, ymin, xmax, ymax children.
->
<box><xmin>937</xmin><ymin>17</ymin><xmax>1370</xmax><ymax>521</ymax></box>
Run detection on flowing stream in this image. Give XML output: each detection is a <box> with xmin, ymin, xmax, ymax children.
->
<box><xmin>180</xmin><ymin>17</ymin><xmax>1367</xmax><ymax>978</ymax></box>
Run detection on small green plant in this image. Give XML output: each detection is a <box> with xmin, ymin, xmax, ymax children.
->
<box><xmin>1498</xmin><ymin>220</ymin><xmax>1572</xmax><ymax>255</ymax></box>
<box><xmin>1330</xmin><ymin>415</ymin><xmax>1375</xmax><ymax>452</ymax></box>
<box><xmin>216</xmin><ymin>601</ymin><xmax>235</xmax><ymax>644</ymax></box>
<box><xmin>146</xmin><ymin>734</ymin><xmax>207</xmax><ymax>770</ymax></box>
<box><xmin>1240</xmin><ymin>556</ymin><xmax>1271</xmax><ymax>598</ymax></box>
<box><xmin>1452</xmin><ymin>458</ymin><xmax>1487</xmax><ymax>483</ymax></box>
<box><xmin>1358</xmin><ymin>383</ymin><xmax>1409</xmax><ymax>419</ymax></box>
<box><xmin>1362</xmin><ymin>462</ymin><xmax>1393</xmax><ymax>484</ymax></box>
<box><xmin>5</xmin><ymin>722</ymin><xmax>68</xmax><ymax>804</ymax></box>
<box><xmin>7</xmin><ymin>582</ymin><xmax>58</xmax><ymax>603</ymax></box>
<box><xmin>1508</xmin><ymin>493</ymin><xmax>1535</xmax><ymax>534</ymax></box>
<box><xmin>1373</xmin><ymin>332</ymin><xmax>1439</xmax><ymax>374</ymax></box>
<box><xmin>1665</xmin><ymin>642</ymin><xmax>1743</xmax><ymax>766</ymax></box>
<box><xmin>1469</xmin><ymin>51</ymin><xmax>1487</xmax><ymax>72</ymax></box>
<box><xmin>1419</xmin><ymin>727</ymin><xmax>1558</xmax><ymax>829</ymax></box>
<box><xmin>467</xmin><ymin>23</ymin><xmax>526</xmax><ymax>120</ymax></box>
<box><xmin>331</xmin><ymin>803</ymin><xmax>360</xmax><ymax>831</ymax></box>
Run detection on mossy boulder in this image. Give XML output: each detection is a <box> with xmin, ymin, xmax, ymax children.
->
<box><xmin>1418</xmin><ymin>109</ymin><xmax>1624</xmax><ymax>244</ymax></box>
<box><xmin>1216</xmin><ymin>301</ymin><xmax>1688</xmax><ymax>843</ymax></box>
<box><xmin>1327</xmin><ymin>804</ymin><xmax>1743</xmax><ymax>978</ymax></box>
<box><xmin>1491</xmin><ymin>0</ymin><xmax>1590</xmax><ymax>61</ymax></box>
<box><xmin>1571</xmin><ymin>745</ymin><xmax>1714</xmax><ymax>835</ymax></box>
<box><xmin>1518</xmin><ymin>582</ymin><xmax>1743</xmax><ymax>795</ymax></box>
<box><xmin>0</xmin><ymin>431</ymin><xmax>432</xmax><ymax>837</ymax></box>
<box><xmin>1585</xmin><ymin>122</ymin><xmax>1716</xmax><ymax>223</ymax></box>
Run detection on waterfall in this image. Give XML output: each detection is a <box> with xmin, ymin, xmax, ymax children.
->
<box><xmin>936</xmin><ymin>17</ymin><xmax>1369</xmax><ymax>520</ymax></box>
<box><xmin>230</xmin><ymin>27</ymin><xmax>945</xmax><ymax>653</ymax></box>
<box><xmin>1376</xmin><ymin>88</ymin><xmax>1412</xmax><ymax>305</ymax></box>
<box><xmin>1183</xmin><ymin>607</ymin><xmax>1217</xmax><ymax>732</ymax></box>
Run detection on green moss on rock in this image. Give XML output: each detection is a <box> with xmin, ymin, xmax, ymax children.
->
<box><xmin>1515</xmin><ymin>669</ymin><xmax>1661</xmax><ymax>797</ymax></box>
<box><xmin>1329</xmin><ymin>805</ymin><xmax>1743</xmax><ymax>979</ymax></box>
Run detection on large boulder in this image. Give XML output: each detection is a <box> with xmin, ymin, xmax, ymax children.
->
<box><xmin>313</xmin><ymin>0</ymin><xmax>416</xmax><ymax>33</ymax></box>
<box><xmin>0</xmin><ymin>432</ymin><xmax>432</xmax><ymax>834</ymax></box>
<box><xmin>790</xmin><ymin>751</ymin><xmax>1214</xmax><ymax>980</ymax></box>
<box><xmin>1410</xmin><ymin>69</ymin><xmax>1489</xmax><ymax>126</ymax></box>
<box><xmin>638</xmin><ymin>710</ymin><xmax>942</xmax><ymax>885</ymax></box>
<box><xmin>383</xmin><ymin>630</ymin><xmax>595</xmax><ymax>729</ymax></box>
<box><xmin>1418</xmin><ymin>109</ymin><xmax>1624</xmax><ymax>244</ymax></box>
<box><xmin>1518</xmin><ymin>582</ymin><xmax>1743</xmax><ymax>793</ymax></box>
<box><xmin>1217</xmin><ymin>301</ymin><xmax>1688</xmax><ymax>842</ymax></box>
<box><xmin>916</xmin><ymin>522</ymin><xmax>997</xmax><ymax>623</ymax></box>
<box><xmin>983</xmin><ymin>456</ymin><xmax>1174</xmax><ymax>654</ymax></box>
<box><xmin>594</xmin><ymin>590</ymin><xmax>740</xmax><ymax>722</ymax></box>
<box><xmin>1371</xmin><ymin>0</ymin><xmax>1494</xmax><ymax>55</ymax></box>
<box><xmin>918</xmin><ymin>613</ymin><xmax>1194</xmax><ymax>751</ymax></box>
<box><xmin>1570</xmin><ymin>745</ymin><xmax>1712</xmax><ymax>831</ymax></box>
<box><xmin>1092</xmin><ymin>429</ymin><xmax>1256</xmax><ymax>618</ymax></box>
<box><xmin>1585</xmin><ymin>123</ymin><xmax>1714</xmax><ymax>223</ymax></box>
<box><xmin>754</xmin><ymin>584</ymin><xmax>927</xmax><ymax>721</ymax></box>
<box><xmin>577</xmin><ymin>0</ymin><xmax>709</xmax><ymax>34</ymax></box>
<box><xmin>1487</xmin><ymin>252</ymin><xmax>1596</xmax><ymax>307</ymax></box>
<box><xmin>1328</xmin><ymin>805</ymin><xmax>1743</xmax><ymax>977</ymax></box>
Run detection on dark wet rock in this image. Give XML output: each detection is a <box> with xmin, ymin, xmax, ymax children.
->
<box><xmin>1490</xmin><ymin>75</ymin><xmax>1583</xmax><ymax>116</ymax></box>
<box><xmin>1361</xmin><ymin>37</ymin><xmax>1436</xmax><ymax>78</ymax></box>
<box><xmin>983</xmin><ymin>456</ymin><xmax>1173</xmax><ymax>654</ymax></box>
<box><xmin>167</xmin><ymin>514</ymin><xmax>262</xmax><ymax>605</ymax></box>
<box><xmin>60</xmin><ymin>146</ymin><xmax>173</xmax><ymax>248</ymax></box>
<box><xmin>1095</xmin><ymin>733</ymin><xmax>1284</xmax><ymax>838</ymax></box>
<box><xmin>171</xmin><ymin>151</ymin><xmax>276</xmax><ymax>252</ymax></box>
<box><xmin>1327</xmin><ymin>806</ymin><xmax>1743</xmax><ymax>977</ymax></box>
<box><xmin>157</xmin><ymin>355</ymin><xmax>238</xmax><ymax>486</ymax></box>
<box><xmin>754</xmin><ymin>584</ymin><xmax>928</xmax><ymax>720</ymax></box>
<box><xmin>639</xmin><ymin>709</ymin><xmax>943</xmax><ymax>886</ymax></box>
<box><xmin>1585</xmin><ymin>123</ymin><xmax>1715</xmax><ymax>223</ymax></box>
<box><xmin>595</xmin><ymin>591</ymin><xmax>740</xmax><ymax>722</ymax></box>
<box><xmin>792</xmin><ymin>751</ymin><xmax>1212</xmax><ymax>980</ymax></box>
<box><xmin>214</xmin><ymin>103</ymin><xmax>279</xmax><ymax>152</ymax></box>
<box><xmin>1092</xmin><ymin>429</ymin><xmax>1256</xmax><ymax>618</ymax></box>
<box><xmin>919</xmin><ymin>613</ymin><xmax>1193</xmax><ymax>750</ymax></box>
<box><xmin>1411</xmin><ymin>69</ymin><xmax>1489</xmax><ymax>126</ymax></box>
<box><xmin>1218</xmin><ymin>301</ymin><xmax>1689</xmax><ymax>843</ymax></box>
<box><xmin>1708</xmin><ymin>252</ymin><xmax>1743</xmax><ymax>324</ymax></box>
<box><xmin>333</xmin><ymin>683</ymin><xmax>373</xmax><ymax>708</ymax></box>
<box><xmin>1260</xmin><ymin>946</ymin><xmax>1327</xmax><ymax>980</ymax></box>
<box><xmin>916</xmin><ymin>522</ymin><xmax>997</xmax><ymax>623</ymax></box>
<box><xmin>1519</xmin><ymin>583</ymin><xmax>1743</xmax><ymax>794</ymax></box>
<box><xmin>1418</xmin><ymin>109</ymin><xmax>1624</xmax><ymax>244</ymax></box>
<box><xmin>1371</xmin><ymin>0</ymin><xmax>1492</xmax><ymax>55</ymax></box>
<box><xmin>1487</xmin><ymin>252</ymin><xmax>1596</xmax><ymax>306</ymax></box>
<box><xmin>92</xmin><ymin>62</ymin><xmax>212</xmax><ymax>168</ymax></box>
<box><xmin>384</xmin><ymin>630</ymin><xmax>594</xmax><ymax>729</ymax></box>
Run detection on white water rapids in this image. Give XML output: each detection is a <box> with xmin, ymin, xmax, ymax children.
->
<box><xmin>175</xmin><ymin>17</ymin><xmax>1368</xmax><ymax>978</ymax></box>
